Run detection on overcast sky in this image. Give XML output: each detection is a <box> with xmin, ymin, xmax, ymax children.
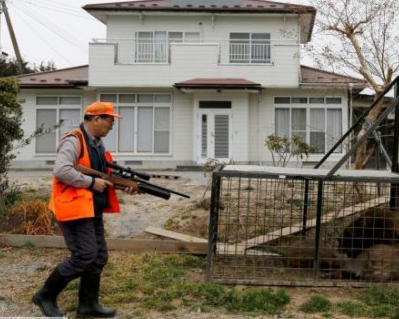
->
<box><xmin>1</xmin><ymin>0</ymin><xmax>126</xmax><ymax>69</ymax></box>
<box><xmin>0</xmin><ymin>0</ymin><xmax>312</xmax><ymax>70</ymax></box>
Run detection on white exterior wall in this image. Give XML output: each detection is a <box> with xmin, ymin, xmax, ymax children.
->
<box><xmin>89</xmin><ymin>14</ymin><xmax>300</xmax><ymax>87</ymax></box>
<box><xmin>13</xmin><ymin>88</ymin><xmax>196</xmax><ymax>168</ymax></box>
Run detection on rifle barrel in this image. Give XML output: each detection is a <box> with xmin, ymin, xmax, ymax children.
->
<box><xmin>75</xmin><ymin>165</ymin><xmax>180</xmax><ymax>200</ymax></box>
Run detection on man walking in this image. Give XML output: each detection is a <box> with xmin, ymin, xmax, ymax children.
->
<box><xmin>32</xmin><ymin>101</ymin><xmax>138</xmax><ymax>317</ymax></box>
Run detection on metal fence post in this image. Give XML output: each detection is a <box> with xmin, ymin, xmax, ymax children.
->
<box><xmin>206</xmin><ymin>166</ymin><xmax>222</xmax><ymax>282</ymax></box>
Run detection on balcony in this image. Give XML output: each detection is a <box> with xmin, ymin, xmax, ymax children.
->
<box><xmin>92</xmin><ymin>38</ymin><xmax>272</xmax><ymax>65</ymax></box>
<box><xmin>89</xmin><ymin>39</ymin><xmax>299</xmax><ymax>87</ymax></box>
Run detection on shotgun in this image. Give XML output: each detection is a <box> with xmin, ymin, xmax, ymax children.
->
<box><xmin>74</xmin><ymin>165</ymin><xmax>188</xmax><ymax>200</ymax></box>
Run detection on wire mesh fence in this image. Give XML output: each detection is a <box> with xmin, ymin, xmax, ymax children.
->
<box><xmin>207</xmin><ymin>165</ymin><xmax>399</xmax><ymax>287</ymax></box>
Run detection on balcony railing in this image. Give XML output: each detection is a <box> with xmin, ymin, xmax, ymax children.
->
<box><xmin>229</xmin><ymin>42</ymin><xmax>271</xmax><ymax>64</ymax></box>
<box><xmin>92</xmin><ymin>39</ymin><xmax>273</xmax><ymax>65</ymax></box>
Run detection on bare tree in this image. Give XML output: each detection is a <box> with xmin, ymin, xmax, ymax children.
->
<box><xmin>307</xmin><ymin>0</ymin><xmax>399</xmax><ymax>169</ymax></box>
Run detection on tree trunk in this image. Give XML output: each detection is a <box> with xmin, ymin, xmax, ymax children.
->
<box><xmin>353</xmin><ymin>96</ymin><xmax>384</xmax><ymax>170</ymax></box>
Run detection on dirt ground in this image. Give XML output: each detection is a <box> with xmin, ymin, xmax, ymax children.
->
<box><xmin>0</xmin><ymin>246</ymin><xmax>368</xmax><ymax>319</ymax></box>
<box><xmin>0</xmin><ymin>171</ymin><xmax>377</xmax><ymax>318</ymax></box>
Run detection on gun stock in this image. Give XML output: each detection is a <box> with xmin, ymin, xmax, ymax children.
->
<box><xmin>75</xmin><ymin>165</ymin><xmax>171</xmax><ymax>200</ymax></box>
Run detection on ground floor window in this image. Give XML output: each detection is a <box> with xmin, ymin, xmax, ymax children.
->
<box><xmin>275</xmin><ymin>106</ymin><xmax>343</xmax><ymax>154</ymax></box>
<box><xmin>35</xmin><ymin>96</ymin><xmax>82</xmax><ymax>154</ymax></box>
<box><xmin>100</xmin><ymin>93</ymin><xmax>172</xmax><ymax>154</ymax></box>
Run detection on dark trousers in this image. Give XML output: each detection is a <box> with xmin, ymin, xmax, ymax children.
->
<box><xmin>57</xmin><ymin>217</ymin><xmax>108</xmax><ymax>278</ymax></box>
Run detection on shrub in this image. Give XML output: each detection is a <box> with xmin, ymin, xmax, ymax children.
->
<box><xmin>299</xmin><ymin>294</ymin><xmax>331</xmax><ymax>313</ymax></box>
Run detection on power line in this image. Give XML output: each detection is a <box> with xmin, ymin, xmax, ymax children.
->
<box><xmin>12</xmin><ymin>1</ymin><xmax>88</xmax><ymax>53</ymax></box>
<box><xmin>22</xmin><ymin>0</ymin><xmax>93</xmax><ymax>19</ymax></box>
<box><xmin>9</xmin><ymin>3</ymin><xmax>75</xmax><ymax>65</ymax></box>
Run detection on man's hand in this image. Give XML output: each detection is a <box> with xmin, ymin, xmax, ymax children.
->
<box><xmin>92</xmin><ymin>178</ymin><xmax>113</xmax><ymax>193</ymax></box>
<box><xmin>123</xmin><ymin>185</ymin><xmax>141</xmax><ymax>195</ymax></box>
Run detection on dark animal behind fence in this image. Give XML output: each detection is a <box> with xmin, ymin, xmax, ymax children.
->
<box><xmin>340</xmin><ymin>207</ymin><xmax>399</xmax><ymax>258</ymax></box>
<box><xmin>284</xmin><ymin>238</ymin><xmax>346</xmax><ymax>271</ymax></box>
<box><xmin>343</xmin><ymin>244</ymin><xmax>399</xmax><ymax>282</ymax></box>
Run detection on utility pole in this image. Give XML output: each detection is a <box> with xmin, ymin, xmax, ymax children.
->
<box><xmin>0</xmin><ymin>0</ymin><xmax>23</xmax><ymax>73</ymax></box>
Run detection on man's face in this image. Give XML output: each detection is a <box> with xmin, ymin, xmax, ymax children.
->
<box><xmin>94</xmin><ymin>115</ymin><xmax>115</xmax><ymax>137</ymax></box>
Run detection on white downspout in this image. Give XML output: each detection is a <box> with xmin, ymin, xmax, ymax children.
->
<box><xmin>258</xmin><ymin>91</ymin><xmax>262</xmax><ymax>165</ymax></box>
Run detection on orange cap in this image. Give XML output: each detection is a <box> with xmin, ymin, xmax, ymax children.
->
<box><xmin>84</xmin><ymin>101</ymin><xmax>122</xmax><ymax>119</ymax></box>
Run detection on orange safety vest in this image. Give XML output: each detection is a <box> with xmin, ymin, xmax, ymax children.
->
<box><xmin>49</xmin><ymin>128</ymin><xmax>120</xmax><ymax>222</ymax></box>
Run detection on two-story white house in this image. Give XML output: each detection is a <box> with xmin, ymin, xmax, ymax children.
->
<box><xmin>12</xmin><ymin>0</ymin><xmax>366</xmax><ymax>169</ymax></box>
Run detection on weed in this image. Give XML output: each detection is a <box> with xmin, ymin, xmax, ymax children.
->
<box><xmin>299</xmin><ymin>294</ymin><xmax>331</xmax><ymax>313</ymax></box>
<box><xmin>255</xmin><ymin>228</ymin><xmax>269</xmax><ymax>236</ymax></box>
<box><xmin>0</xmin><ymin>184</ymin><xmax>23</xmax><ymax>218</ymax></box>
<box><xmin>8</xmin><ymin>200</ymin><xmax>53</xmax><ymax>235</ymax></box>
<box><xmin>21</xmin><ymin>241</ymin><xmax>35</xmax><ymax>249</ymax></box>
<box><xmin>217</xmin><ymin>234</ymin><xmax>229</xmax><ymax>243</ymax></box>
<box><xmin>336</xmin><ymin>301</ymin><xmax>366</xmax><ymax>317</ymax></box>
<box><xmin>194</xmin><ymin>198</ymin><xmax>211</xmax><ymax>210</ymax></box>
<box><xmin>4</xmin><ymin>184</ymin><xmax>22</xmax><ymax>207</ymax></box>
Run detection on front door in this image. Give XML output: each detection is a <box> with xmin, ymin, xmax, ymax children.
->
<box><xmin>198</xmin><ymin>105</ymin><xmax>232</xmax><ymax>163</ymax></box>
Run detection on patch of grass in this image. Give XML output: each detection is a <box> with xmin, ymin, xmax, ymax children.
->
<box><xmin>299</xmin><ymin>294</ymin><xmax>331</xmax><ymax>313</ymax></box>
<box><xmin>226</xmin><ymin>288</ymin><xmax>290</xmax><ymax>315</ymax></box>
<box><xmin>287</xmin><ymin>198</ymin><xmax>303</xmax><ymax>207</ymax></box>
<box><xmin>164</xmin><ymin>218</ymin><xmax>179</xmax><ymax>230</ymax></box>
<box><xmin>100</xmin><ymin>253</ymin><xmax>290</xmax><ymax>314</ymax></box>
<box><xmin>360</xmin><ymin>286</ymin><xmax>399</xmax><ymax>307</ymax></box>
<box><xmin>336</xmin><ymin>301</ymin><xmax>367</xmax><ymax>317</ymax></box>
<box><xmin>368</xmin><ymin>304</ymin><xmax>399</xmax><ymax>318</ymax></box>
<box><xmin>358</xmin><ymin>286</ymin><xmax>399</xmax><ymax>318</ymax></box>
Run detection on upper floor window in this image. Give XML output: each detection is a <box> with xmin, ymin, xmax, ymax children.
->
<box><xmin>135</xmin><ymin>31</ymin><xmax>200</xmax><ymax>63</ymax></box>
<box><xmin>229</xmin><ymin>32</ymin><xmax>271</xmax><ymax>64</ymax></box>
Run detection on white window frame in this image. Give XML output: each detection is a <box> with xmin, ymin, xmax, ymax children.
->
<box><xmin>229</xmin><ymin>32</ymin><xmax>271</xmax><ymax>64</ymax></box>
<box><xmin>98</xmin><ymin>93</ymin><xmax>173</xmax><ymax>155</ymax></box>
<box><xmin>274</xmin><ymin>96</ymin><xmax>344</xmax><ymax>155</ymax></box>
<box><xmin>134</xmin><ymin>31</ymin><xmax>201</xmax><ymax>64</ymax></box>
<box><xmin>34</xmin><ymin>95</ymin><xmax>82</xmax><ymax>155</ymax></box>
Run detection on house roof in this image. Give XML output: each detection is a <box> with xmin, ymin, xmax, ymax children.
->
<box><xmin>300</xmin><ymin>65</ymin><xmax>366</xmax><ymax>88</ymax></box>
<box><xmin>83</xmin><ymin>0</ymin><xmax>316</xmax><ymax>43</ymax></box>
<box><xmin>14</xmin><ymin>65</ymin><xmax>88</xmax><ymax>88</ymax></box>
<box><xmin>11</xmin><ymin>64</ymin><xmax>367</xmax><ymax>89</ymax></box>
<box><xmin>174</xmin><ymin>78</ymin><xmax>262</xmax><ymax>90</ymax></box>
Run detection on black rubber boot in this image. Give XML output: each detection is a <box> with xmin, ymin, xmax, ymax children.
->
<box><xmin>77</xmin><ymin>274</ymin><xmax>116</xmax><ymax>318</ymax></box>
<box><xmin>32</xmin><ymin>267</ymin><xmax>72</xmax><ymax>317</ymax></box>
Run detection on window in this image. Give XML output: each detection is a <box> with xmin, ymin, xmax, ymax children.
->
<box><xmin>326</xmin><ymin>97</ymin><xmax>342</xmax><ymax>104</ymax></box>
<box><xmin>274</xmin><ymin>96</ymin><xmax>343</xmax><ymax>154</ymax></box>
<box><xmin>135</xmin><ymin>31</ymin><xmax>200</xmax><ymax>63</ymax></box>
<box><xmin>35</xmin><ymin>96</ymin><xmax>82</xmax><ymax>154</ymax></box>
<box><xmin>229</xmin><ymin>32</ymin><xmax>271</xmax><ymax>63</ymax></box>
<box><xmin>291</xmin><ymin>97</ymin><xmax>308</xmax><ymax>104</ymax></box>
<box><xmin>100</xmin><ymin>93</ymin><xmax>172</xmax><ymax>154</ymax></box>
